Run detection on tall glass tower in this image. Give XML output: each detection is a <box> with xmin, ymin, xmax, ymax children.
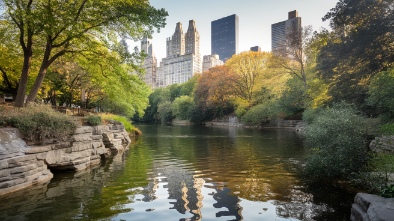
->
<box><xmin>211</xmin><ymin>14</ymin><xmax>239</xmax><ymax>62</ymax></box>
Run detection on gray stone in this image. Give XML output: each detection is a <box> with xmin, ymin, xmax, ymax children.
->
<box><xmin>92</xmin><ymin>125</ymin><xmax>109</xmax><ymax>135</ymax></box>
<box><xmin>74</xmin><ymin>126</ymin><xmax>92</xmax><ymax>134</ymax></box>
<box><xmin>51</xmin><ymin>142</ymin><xmax>71</xmax><ymax>150</ymax></box>
<box><xmin>370</xmin><ymin>136</ymin><xmax>394</xmax><ymax>153</ymax></box>
<box><xmin>0</xmin><ymin>121</ymin><xmax>132</xmax><ymax>195</ymax></box>
<box><xmin>24</xmin><ymin>145</ymin><xmax>52</xmax><ymax>154</ymax></box>
<box><xmin>351</xmin><ymin>193</ymin><xmax>394</xmax><ymax>221</ymax></box>
<box><xmin>0</xmin><ymin>160</ymin><xmax>8</xmax><ymax>169</ymax></box>
<box><xmin>71</xmin><ymin>134</ymin><xmax>92</xmax><ymax>142</ymax></box>
<box><xmin>7</xmin><ymin>155</ymin><xmax>36</xmax><ymax>168</ymax></box>
<box><xmin>0</xmin><ymin>128</ymin><xmax>27</xmax><ymax>160</ymax></box>
<box><xmin>9</xmin><ymin>164</ymin><xmax>38</xmax><ymax>175</ymax></box>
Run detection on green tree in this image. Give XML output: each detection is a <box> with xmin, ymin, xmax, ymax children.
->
<box><xmin>317</xmin><ymin>0</ymin><xmax>394</xmax><ymax>107</ymax></box>
<box><xmin>157</xmin><ymin>101</ymin><xmax>173</xmax><ymax>123</ymax></box>
<box><xmin>367</xmin><ymin>69</ymin><xmax>394</xmax><ymax>122</ymax></box>
<box><xmin>172</xmin><ymin>96</ymin><xmax>194</xmax><ymax>120</ymax></box>
<box><xmin>0</xmin><ymin>19</ymin><xmax>24</xmax><ymax>97</ymax></box>
<box><xmin>140</xmin><ymin>87</ymin><xmax>170</xmax><ymax>122</ymax></box>
<box><xmin>226</xmin><ymin>51</ymin><xmax>273</xmax><ymax>106</ymax></box>
<box><xmin>2</xmin><ymin>0</ymin><xmax>167</xmax><ymax>107</ymax></box>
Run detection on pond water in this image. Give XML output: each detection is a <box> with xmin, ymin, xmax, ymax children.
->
<box><xmin>0</xmin><ymin>124</ymin><xmax>354</xmax><ymax>221</ymax></box>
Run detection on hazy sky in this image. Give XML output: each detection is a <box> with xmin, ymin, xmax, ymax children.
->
<box><xmin>132</xmin><ymin>0</ymin><xmax>339</xmax><ymax>62</ymax></box>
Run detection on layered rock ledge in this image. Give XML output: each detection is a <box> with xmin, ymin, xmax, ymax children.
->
<box><xmin>0</xmin><ymin>122</ymin><xmax>131</xmax><ymax>196</ymax></box>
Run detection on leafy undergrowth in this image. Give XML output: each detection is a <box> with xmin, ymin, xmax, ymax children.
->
<box><xmin>0</xmin><ymin>103</ymin><xmax>77</xmax><ymax>144</ymax></box>
<box><xmin>99</xmin><ymin>113</ymin><xmax>142</xmax><ymax>136</ymax></box>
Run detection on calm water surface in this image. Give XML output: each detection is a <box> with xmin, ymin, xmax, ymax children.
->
<box><xmin>0</xmin><ymin>124</ymin><xmax>354</xmax><ymax>220</ymax></box>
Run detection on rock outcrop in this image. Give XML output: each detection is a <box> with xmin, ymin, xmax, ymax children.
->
<box><xmin>351</xmin><ymin>193</ymin><xmax>394</xmax><ymax>221</ymax></box>
<box><xmin>0</xmin><ymin>128</ymin><xmax>53</xmax><ymax>196</ymax></box>
<box><xmin>370</xmin><ymin>136</ymin><xmax>394</xmax><ymax>153</ymax></box>
<box><xmin>0</xmin><ymin>121</ymin><xmax>132</xmax><ymax>196</ymax></box>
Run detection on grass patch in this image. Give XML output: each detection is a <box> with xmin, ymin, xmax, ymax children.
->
<box><xmin>99</xmin><ymin>113</ymin><xmax>141</xmax><ymax>135</ymax></box>
<box><xmin>380</xmin><ymin>123</ymin><xmax>394</xmax><ymax>136</ymax></box>
<box><xmin>0</xmin><ymin>103</ymin><xmax>77</xmax><ymax>144</ymax></box>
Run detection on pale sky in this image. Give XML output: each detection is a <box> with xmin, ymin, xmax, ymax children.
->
<box><xmin>130</xmin><ymin>0</ymin><xmax>339</xmax><ymax>62</ymax></box>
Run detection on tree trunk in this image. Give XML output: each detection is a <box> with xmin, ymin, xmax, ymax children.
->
<box><xmin>14</xmin><ymin>53</ymin><xmax>32</xmax><ymax>107</ymax></box>
<box><xmin>26</xmin><ymin>39</ymin><xmax>53</xmax><ymax>104</ymax></box>
<box><xmin>26</xmin><ymin>63</ymin><xmax>51</xmax><ymax>104</ymax></box>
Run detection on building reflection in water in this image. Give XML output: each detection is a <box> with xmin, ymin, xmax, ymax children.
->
<box><xmin>140</xmin><ymin>160</ymin><xmax>245</xmax><ymax>221</ymax></box>
<box><xmin>212</xmin><ymin>187</ymin><xmax>243</xmax><ymax>220</ymax></box>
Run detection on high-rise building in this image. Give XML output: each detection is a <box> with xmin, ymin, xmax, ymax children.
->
<box><xmin>271</xmin><ymin>10</ymin><xmax>302</xmax><ymax>53</ymax></box>
<box><xmin>156</xmin><ymin>20</ymin><xmax>202</xmax><ymax>87</ymax></box>
<box><xmin>141</xmin><ymin>38</ymin><xmax>157</xmax><ymax>88</ymax></box>
<box><xmin>202</xmin><ymin>54</ymin><xmax>223</xmax><ymax>72</ymax></box>
<box><xmin>211</xmin><ymin>14</ymin><xmax>239</xmax><ymax>62</ymax></box>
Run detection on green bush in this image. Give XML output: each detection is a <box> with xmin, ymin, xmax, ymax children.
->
<box><xmin>0</xmin><ymin>104</ymin><xmax>77</xmax><ymax>144</ymax></box>
<box><xmin>241</xmin><ymin>102</ymin><xmax>279</xmax><ymax>126</ymax></box>
<box><xmin>302</xmin><ymin>108</ymin><xmax>321</xmax><ymax>124</ymax></box>
<box><xmin>86</xmin><ymin>115</ymin><xmax>102</xmax><ymax>126</ymax></box>
<box><xmin>303</xmin><ymin>103</ymin><xmax>370</xmax><ymax>182</ymax></box>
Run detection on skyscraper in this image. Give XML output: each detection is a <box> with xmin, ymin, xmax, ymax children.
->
<box><xmin>156</xmin><ymin>20</ymin><xmax>202</xmax><ymax>87</ymax></box>
<box><xmin>271</xmin><ymin>10</ymin><xmax>302</xmax><ymax>53</ymax></box>
<box><xmin>211</xmin><ymin>14</ymin><xmax>239</xmax><ymax>62</ymax></box>
<box><xmin>141</xmin><ymin>37</ymin><xmax>157</xmax><ymax>88</ymax></box>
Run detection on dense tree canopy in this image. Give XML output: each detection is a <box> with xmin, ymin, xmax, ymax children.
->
<box><xmin>318</xmin><ymin>0</ymin><xmax>394</xmax><ymax>107</ymax></box>
<box><xmin>226</xmin><ymin>51</ymin><xmax>273</xmax><ymax>106</ymax></box>
<box><xmin>1</xmin><ymin>0</ymin><xmax>167</xmax><ymax>107</ymax></box>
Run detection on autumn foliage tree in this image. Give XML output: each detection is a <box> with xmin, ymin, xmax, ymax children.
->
<box><xmin>226</xmin><ymin>51</ymin><xmax>273</xmax><ymax>106</ymax></box>
<box><xmin>192</xmin><ymin>66</ymin><xmax>237</xmax><ymax>122</ymax></box>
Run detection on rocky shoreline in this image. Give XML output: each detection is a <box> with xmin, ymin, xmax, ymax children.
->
<box><xmin>0</xmin><ymin>122</ymin><xmax>131</xmax><ymax>196</ymax></box>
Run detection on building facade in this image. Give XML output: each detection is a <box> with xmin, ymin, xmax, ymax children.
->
<box><xmin>271</xmin><ymin>10</ymin><xmax>302</xmax><ymax>53</ymax></box>
<box><xmin>141</xmin><ymin>38</ymin><xmax>157</xmax><ymax>88</ymax></box>
<box><xmin>211</xmin><ymin>14</ymin><xmax>239</xmax><ymax>62</ymax></box>
<box><xmin>202</xmin><ymin>54</ymin><xmax>223</xmax><ymax>72</ymax></box>
<box><xmin>156</xmin><ymin>20</ymin><xmax>202</xmax><ymax>87</ymax></box>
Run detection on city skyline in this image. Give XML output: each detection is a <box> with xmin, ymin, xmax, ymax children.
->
<box><xmin>130</xmin><ymin>0</ymin><xmax>338</xmax><ymax>62</ymax></box>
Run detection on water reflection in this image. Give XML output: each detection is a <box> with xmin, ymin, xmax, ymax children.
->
<box><xmin>0</xmin><ymin>124</ymin><xmax>353</xmax><ymax>221</ymax></box>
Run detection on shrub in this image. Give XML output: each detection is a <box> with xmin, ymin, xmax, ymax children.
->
<box><xmin>241</xmin><ymin>102</ymin><xmax>279</xmax><ymax>126</ymax></box>
<box><xmin>303</xmin><ymin>103</ymin><xmax>370</xmax><ymax>182</ymax></box>
<box><xmin>86</xmin><ymin>115</ymin><xmax>102</xmax><ymax>126</ymax></box>
<box><xmin>100</xmin><ymin>113</ymin><xmax>136</xmax><ymax>134</ymax></box>
<box><xmin>0</xmin><ymin>104</ymin><xmax>77</xmax><ymax>144</ymax></box>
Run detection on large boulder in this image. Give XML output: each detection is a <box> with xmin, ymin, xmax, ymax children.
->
<box><xmin>370</xmin><ymin>136</ymin><xmax>394</xmax><ymax>153</ymax></box>
<box><xmin>351</xmin><ymin>193</ymin><xmax>394</xmax><ymax>221</ymax></box>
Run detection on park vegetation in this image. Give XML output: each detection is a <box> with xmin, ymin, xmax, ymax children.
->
<box><xmin>0</xmin><ymin>0</ymin><xmax>168</xmax><ymax>118</ymax></box>
<box><xmin>0</xmin><ymin>0</ymin><xmax>393</xmax><ymax>195</ymax></box>
<box><xmin>140</xmin><ymin>0</ymin><xmax>394</xmax><ymax>194</ymax></box>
